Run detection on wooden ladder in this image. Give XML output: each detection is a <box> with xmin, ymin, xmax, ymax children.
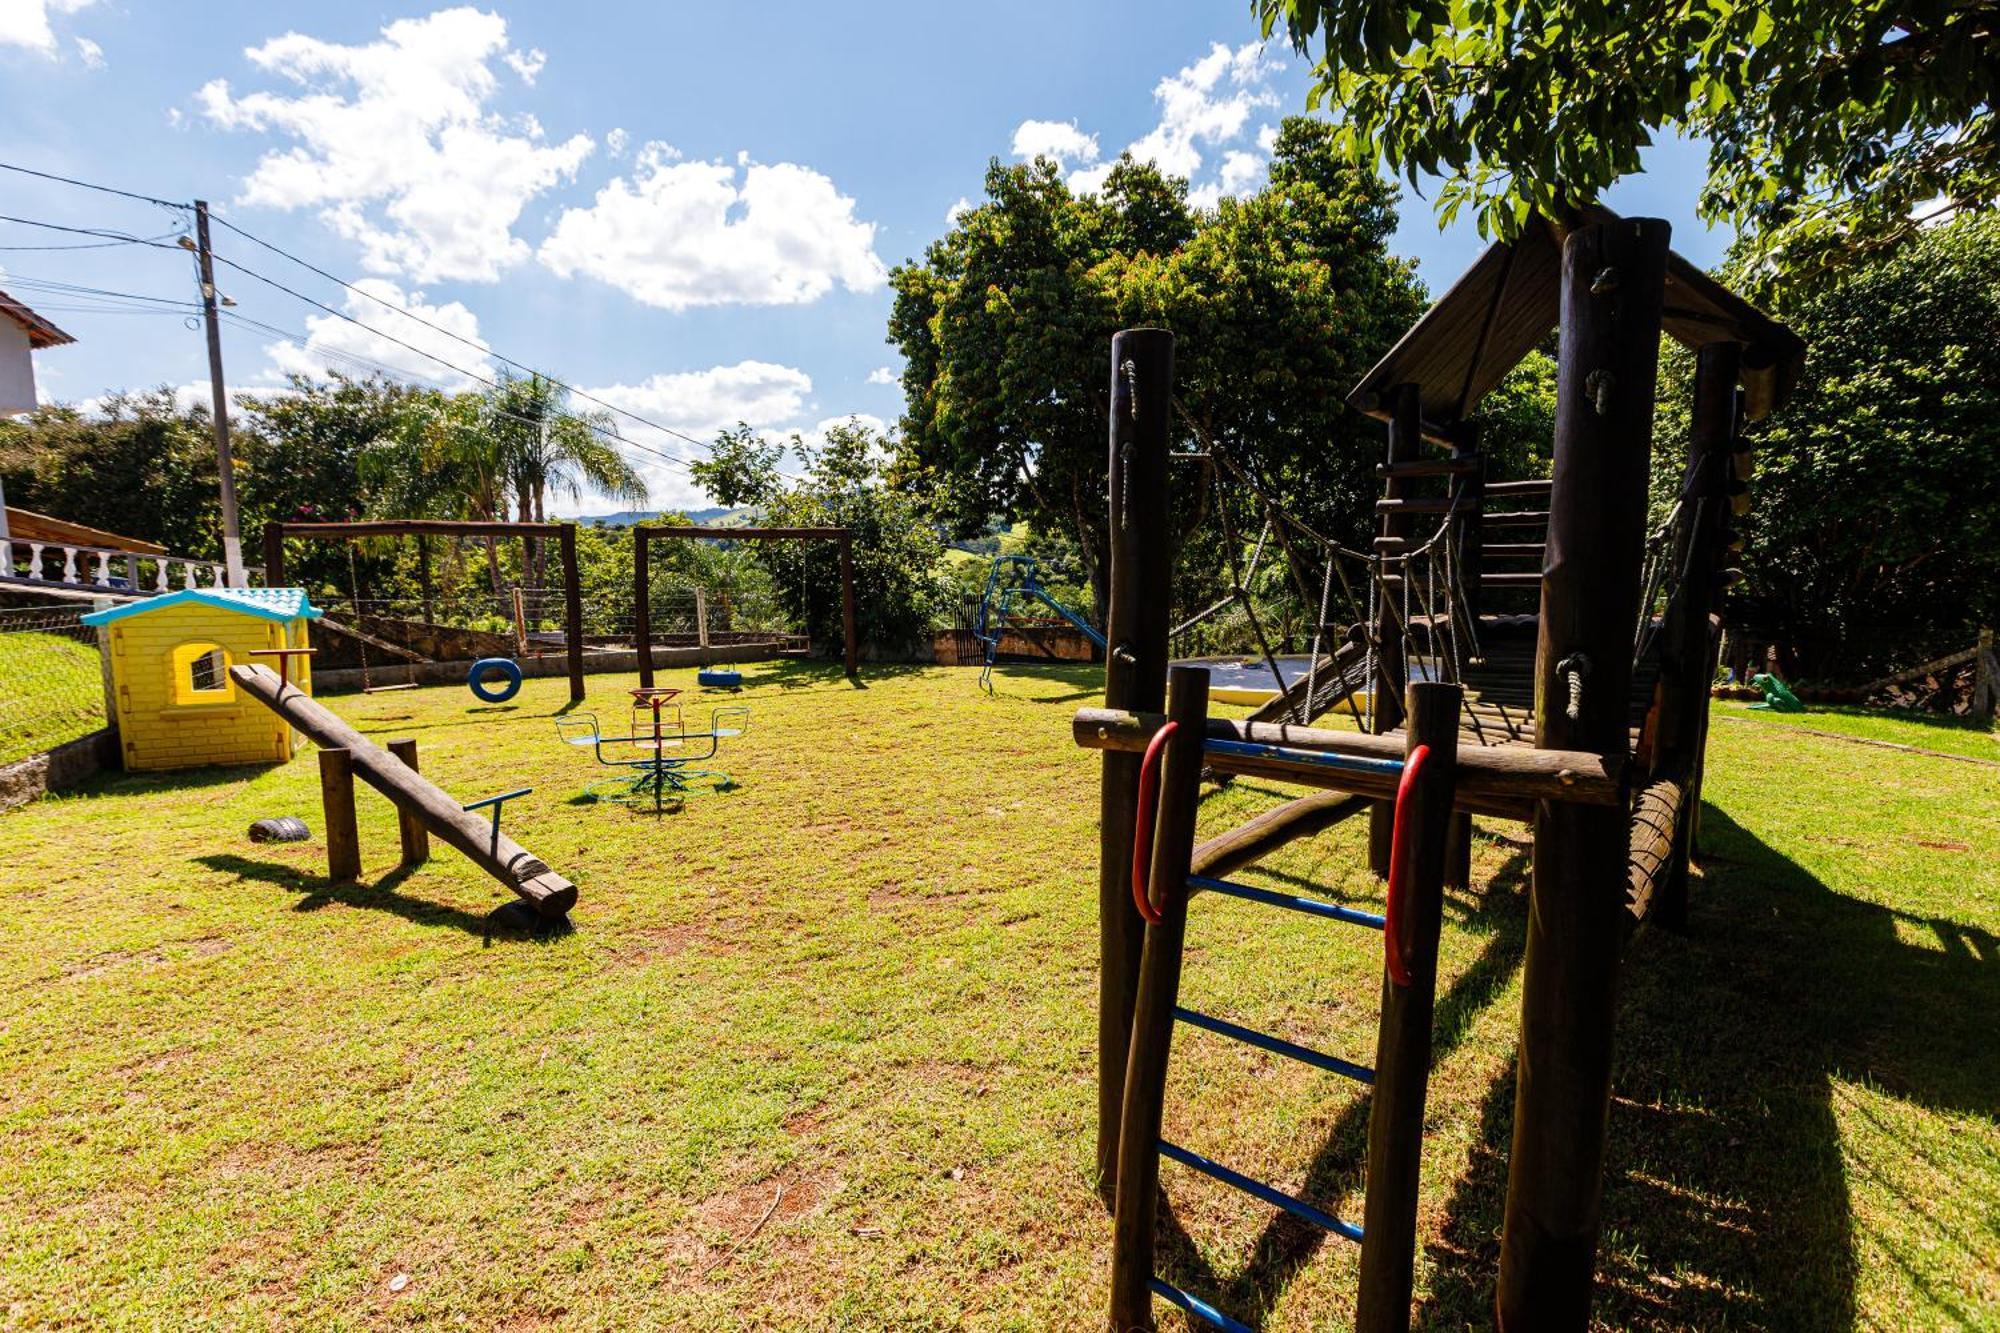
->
<box><xmin>1109</xmin><ymin>670</ymin><xmax>1463</xmax><ymax>1332</ymax></box>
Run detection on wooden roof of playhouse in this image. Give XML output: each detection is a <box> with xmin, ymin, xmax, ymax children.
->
<box><xmin>1349</xmin><ymin>206</ymin><xmax>1805</xmax><ymax>436</ymax></box>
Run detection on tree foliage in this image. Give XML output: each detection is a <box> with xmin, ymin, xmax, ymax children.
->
<box><xmin>888</xmin><ymin>117</ymin><xmax>1425</xmax><ymax>620</ymax></box>
<box><xmin>1657</xmin><ymin>213</ymin><xmax>2000</xmax><ymax>675</ymax></box>
<box><xmin>1254</xmin><ymin>0</ymin><xmax>2000</xmax><ymax>286</ymax></box>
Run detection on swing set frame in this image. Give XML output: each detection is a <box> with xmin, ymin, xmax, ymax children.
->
<box><xmin>631</xmin><ymin>525</ymin><xmax>860</xmax><ymax>684</ymax></box>
<box><xmin>262</xmin><ymin>519</ymin><xmax>588</xmax><ymax>703</ymax></box>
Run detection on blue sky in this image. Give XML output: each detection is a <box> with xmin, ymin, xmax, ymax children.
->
<box><xmin>1</xmin><ymin>1</ymin><xmax>1728</xmax><ymax>512</ymax></box>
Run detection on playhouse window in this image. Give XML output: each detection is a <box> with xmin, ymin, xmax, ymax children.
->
<box><xmin>169</xmin><ymin>642</ymin><xmax>233</xmax><ymax>704</ymax></box>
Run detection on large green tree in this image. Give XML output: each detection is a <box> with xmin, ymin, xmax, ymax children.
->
<box><xmin>1255</xmin><ymin>0</ymin><xmax>1999</xmax><ymax>284</ymax></box>
<box><xmin>888</xmin><ymin>117</ymin><xmax>1425</xmax><ymax>620</ymax></box>
<box><xmin>1657</xmin><ymin>213</ymin><xmax>2000</xmax><ymax>676</ymax></box>
<box><xmin>0</xmin><ymin>390</ymin><xmax>233</xmax><ymax>562</ymax></box>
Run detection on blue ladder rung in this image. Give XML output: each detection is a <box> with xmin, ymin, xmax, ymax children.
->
<box><xmin>1149</xmin><ymin>1278</ymin><xmax>1254</xmax><ymax>1333</ymax></box>
<box><xmin>1190</xmin><ymin>874</ymin><xmax>1386</xmax><ymax>929</ymax></box>
<box><xmin>1159</xmin><ymin>1140</ymin><xmax>1364</xmax><ymax>1244</ymax></box>
<box><xmin>1203</xmin><ymin>736</ymin><xmax>1405</xmax><ymax>781</ymax></box>
<box><xmin>1175</xmin><ymin>1007</ymin><xmax>1373</xmax><ymax>1084</ymax></box>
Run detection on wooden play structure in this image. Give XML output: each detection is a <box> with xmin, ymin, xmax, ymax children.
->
<box><xmin>1084</xmin><ymin>211</ymin><xmax>1804</xmax><ymax>1331</ymax></box>
<box><xmin>631</xmin><ymin>523</ymin><xmax>860</xmax><ymax>681</ymax></box>
<box><xmin>261</xmin><ymin>519</ymin><xmax>588</xmax><ymax>703</ymax></box>
<box><xmin>82</xmin><ymin>587</ymin><xmax>321</xmax><ymax>771</ymax></box>
<box><xmin>229</xmin><ymin>662</ymin><xmax>577</xmax><ymax>919</ymax></box>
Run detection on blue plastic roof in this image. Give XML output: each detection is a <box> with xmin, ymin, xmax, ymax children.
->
<box><xmin>80</xmin><ymin>587</ymin><xmax>322</xmax><ymax>627</ymax></box>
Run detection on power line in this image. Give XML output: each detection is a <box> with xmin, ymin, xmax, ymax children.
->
<box><xmin>0</xmin><ymin>168</ymin><xmax>784</xmax><ymax>488</ymax></box>
<box><xmin>213</xmin><ymin>304</ymin><xmax>703</xmax><ymax>477</ymax></box>
<box><xmin>0</xmin><ymin>272</ymin><xmax>203</xmax><ymax>309</ymax></box>
<box><xmin>206</xmin><ymin>212</ymin><xmax>725</xmax><ymax>457</ymax></box>
<box><xmin>0</xmin><ymin>161</ymin><xmax>189</xmax><ymax>212</ymax></box>
<box><xmin>0</xmin><ymin>214</ymin><xmax>186</xmax><ymax>249</ymax></box>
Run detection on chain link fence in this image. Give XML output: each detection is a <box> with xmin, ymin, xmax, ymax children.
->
<box><xmin>0</xmin><ymin>604</ymin><xmax>108</xmax><ymax>767</ymax></box>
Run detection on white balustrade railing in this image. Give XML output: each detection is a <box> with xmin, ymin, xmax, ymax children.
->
<box><xmin>1</xmin><ymin>539</ymin><xmax>263</xmax><ymax>593</ymax></box>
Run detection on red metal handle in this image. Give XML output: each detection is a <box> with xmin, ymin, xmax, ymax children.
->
<box><xmin>1131</xmin><ymin>720</ymin><xmax>1179</xmax><ymax>925</ymax></box>
<box><xmin>1384</xmin><ymin>743</ymin><xmax>1431</xmax><ymax>988</ymax></box>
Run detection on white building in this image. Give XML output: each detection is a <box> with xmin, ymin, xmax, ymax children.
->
<box><xmin>1</xmin><ymin>289</ymin><xmax>75</xmax><ymax>416</ymax></box>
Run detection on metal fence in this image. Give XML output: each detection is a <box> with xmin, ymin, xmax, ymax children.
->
<box><xmin>0</xmin><ymin>604</ymin><xmax>108</xmax><ymax>767</ymax></box>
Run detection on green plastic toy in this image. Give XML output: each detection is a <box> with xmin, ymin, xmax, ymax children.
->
<box><xmin>1749</xmin><ymin>671</ymin><xmax>1805</xmax><ymax>712</ymax></box>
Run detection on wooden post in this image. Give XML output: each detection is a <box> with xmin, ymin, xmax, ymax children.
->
<box><xmin>1356</xmin><ymin>681</ymin><xmax>1462</xmax><ymax>1333</ymax></box>
<box><xmin>319</xmin><ymin>747</ymin><xmax>361</xmax><ymax>883</ymax></box>
<box><xmin>1497</xmin><ymin>217</ymin><xmax>1671</xmax><ymax>1331</ymax></box>
<box><xmin>1653</xmin><ymin>343</ymin><xmax>1740</xmax><ymax>929</ymax></box>
<box><xmin>1097</xmin><ymin>327</ymin><xmax>1175</xmax><ymax>1198</ymax></box>
<box><xmin>1106</xmin><ymin>665</ymin><xmax>1209</xmax><ymax>1328</ymax></box>
<box><xmin>417</xmin><ymin>537</ymin><xmax>435</xmax><ymax>626</ymax></box>
<box><xmin>839</xmin><ymin>533</ymin><xmax>860</xmax><ymax>675</ymax></box>
<box><xmin>634</xmin><ymin>529</ymin><xmax>654</xmax><ymax>689</ymax></box>
<box><xmin>695</xmin><ymin>586</ymin><xmax>711</xmax><ymax>663</ymax></box>
<box><xmin>558</xmin><ymin>522</ymin><xmax>584</xmax><ymax>703</ymax></box>
<box><xmin>262</xmin><ymin>522</ymin><xmax>286</xmax><ymax>588</ymax></box>
<box><xmin>1444</xmin><ymin>430</ymin><xmax>1479</xmax><ymax>892</ymax></box>
<box><xmin>1370</xmin><ymin>382</ymin><xmax>1421</xmax><ymax>876</ymax></box>
<box><xmin>1975</xmin><ymin>626</ymin><xmax>1997</xmax><ymax>717</ymax></box>
<box><xmin>511</xmin><ymin>586</ymin><xmax>529</xmax><ymax>656</ymax></box>
<box><xmin>1451</xmin><ymin>422</ymin><xmax>1485</xmax><ymax>623</ymax></box>
<box><xmin>387</xmin><ymin>738</ymin><xmax>429</xmax><ymax>867</ymax></box>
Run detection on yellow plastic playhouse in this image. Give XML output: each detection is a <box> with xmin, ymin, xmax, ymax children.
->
<box><xmin>81</xmin><ymin>587</ymin><xmax>321</xmax><ymax>771</ymax></box>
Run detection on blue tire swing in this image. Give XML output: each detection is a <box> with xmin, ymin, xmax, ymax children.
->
<box><xmin>468</xmin><ymin>657</ymin><xmax>524</xmax><ymax>703</ymax></box>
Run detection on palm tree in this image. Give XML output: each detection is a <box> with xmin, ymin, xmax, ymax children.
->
<box><xmin>484</xmin><ymin>373</ymin><xmax>648</xmax><ymax>587</ymax></box>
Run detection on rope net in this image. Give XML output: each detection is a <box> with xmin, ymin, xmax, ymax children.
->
<box><xmin>1169</xmin><ymin>399</ymin><xmax>1691</xmax><ymax>738</ymax></box>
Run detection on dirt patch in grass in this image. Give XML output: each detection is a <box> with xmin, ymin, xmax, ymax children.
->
<box><xmin>62</xmin><ymin>935</ymin><xmax>232</xmax><ymax>979</ymax></box>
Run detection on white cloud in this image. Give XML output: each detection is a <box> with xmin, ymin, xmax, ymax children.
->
<box><xmin>73</xmin><ymin>35</ymin><xmax>101</xmax><ymax>68</ymax></box>
<box><xmin>1058</xmin><ymin>42</ymin><xmax>1278</xmax><ymax>204</ymax></box>
<box><xmin>1011</xmin><ymin>118</ymin><xmax>1099</xmax><ymax>167</ymax></box>
<box><xmin>605</xmin><ymin>126</ymin><xmax>629</xmax><ymax>158</ymax></box>
<box><xmin>1218</xmin><ymin>149</ymin><xmax>1266</xmax><ymax>195</ymax></box>
<box><xmin>196</xmin><ymin>7</ymin><xmax>593</xmax><ymax>283</ymax></box>
<box><xmin>259</xmin><ymin>278</ymin><xmax>496</xmax><ymax>389</ymax></box>
<box><xmin>0</xmin><ymin>0</ymin><xmax>92</xmax><ymax>54</ymax></box>
<box><xmin>538</xmin><ymin>144</ymin><xmax>885</xmax><ymax>310</ymax></box>
<box><xmin>501</xmin><ymin>45</ymin><xmax>544</xmax><ymax>83</ymax></box>
<box><xmin>865</xmin><ymin>366</ymin><xmax>898</xmax><ymax>386</ymax></box>
<box><xmin>945</xmin><ymin>196</ymin><xmax>973</xmax><ymax>225</ymax></box>
<box><xmin>577</xmin><ymin>360</ymin><xmax>817</xmax><ymax>506</ymax></box>
<box><xmin>582</xmin><ymin>360</ymin><xmax>812</xmax><ymax>437</ymax></box>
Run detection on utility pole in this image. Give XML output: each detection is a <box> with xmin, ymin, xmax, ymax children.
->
<box><xmin>192</xmin><ymin>200</ymin><xmax>246</xmax><ymax>587</ymax></box>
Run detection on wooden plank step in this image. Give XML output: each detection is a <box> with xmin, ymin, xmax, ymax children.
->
<box><xmin>1483</xmin><ymin>510</ymin><xmax>1551</xmax><ymax>526</ymax></box>
<box><xmin>1484</xmin><ymin>478</ymin><xmax>1553</xmax><ymax>497</ymax></box>
<box><xmin>1383</xmin><ymin>571</ymin><xmax>1543</xmax><ymax>588</ymax></box>
<box><xmin>1377</xmin><ymin>458</ymin><xmax>1481</xmax><ymax>479</ymax></box>
<box><xmin>1376</xmin><ymin>497</ymin><xmax>1463</xmax><ymax>515</ymax></box>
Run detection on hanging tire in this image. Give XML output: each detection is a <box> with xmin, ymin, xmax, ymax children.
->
<box><xmin>468</xmin><ymin>657</ymin><xmax>523</xmax><ymax>703</ymax></box>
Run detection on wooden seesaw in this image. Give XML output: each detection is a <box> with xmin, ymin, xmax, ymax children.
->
<box><xmin>229</xmin><ymin>663</ymin><xmax>578</xmax><ymax>919</ymax></box>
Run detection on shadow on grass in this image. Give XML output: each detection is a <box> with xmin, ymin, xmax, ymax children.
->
<box><xmin>1410</xmin><ymin>804</ymin><xmax>2000</xmax><ymax>1329</ymax></box>
<box><xmin>193</xmin><ymin>854</ymin><xmax>574</xmax><ymax>944</ymax></box>
<box><xmin>1789</xmin><ymin>702</ymin><xmax>2000</xmax><ymax>740</ymax></box>
<box><xmin>1148</xmin><ymin>853</ymin><xmax>1533</xmax><ymax>1326</ymax></box>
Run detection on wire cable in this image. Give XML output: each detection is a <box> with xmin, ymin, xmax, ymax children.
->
<box><xmin>207</xmin><ymin>213</ymin><xmax>724</xmax><ymax>456</ymax></box>
<box><xmin>0</xmin><ymin>161</ymin><xmax>189</xmax><ymax>212</ymax></box>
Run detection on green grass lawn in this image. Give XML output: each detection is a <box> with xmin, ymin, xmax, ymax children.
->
<box><xmin>0</xmin><ymin>629</ymin><xmax>105</xmax><ymax>766</ymax></box>
<box><xmin>0</xmin><ymin>666</ymin><xmax>1993</xmax><ymax>1329</ymax></box>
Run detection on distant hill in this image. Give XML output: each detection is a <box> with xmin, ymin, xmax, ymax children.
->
<box><xmin>567</xmin><ymin>506</ymin><xmax>754</xmax><ymax>528</ymax></box>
